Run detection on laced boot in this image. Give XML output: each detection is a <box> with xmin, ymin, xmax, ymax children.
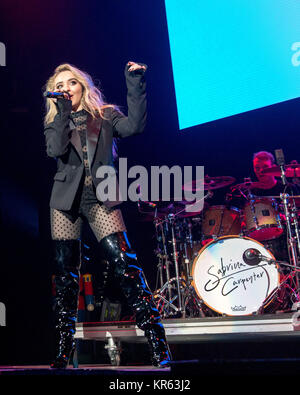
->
<box><xmin>99</xmin><ymin>232</ymin><xmax>171</xmax><ymax>367</ymax></box>
<box><xmin>50</xmin><ymin>239</ymin><xmax>80</xmax><ymax>369</ymax></box>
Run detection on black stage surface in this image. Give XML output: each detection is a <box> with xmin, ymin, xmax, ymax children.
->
<box><xmin>2</xmin><ymin>312</ymin><xmax>300</xmax><ymax>380</ymax></box>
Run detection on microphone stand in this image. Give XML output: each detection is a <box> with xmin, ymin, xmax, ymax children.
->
<box><xmin>255</xmin><ymin>254</ymin><xmax>300</xmax><ymax>314</ymax></box>
<box><xmin>290</xmin><ymin>197</ymin><xmax>300</xmax><ymax>257</ymax></box>
<box><xmin>260</xmin><ymin>255</ymin><xmax>300</xmax><ymax>273</ymax></box>
<box><xmin>168</xmin><ymin>213</ymin><xmax>183</xmax><ymax>315</ymax></box>
<box><xmin>275</xmin><ymin>149</ymin><xmax>300</xmax><ymax>289</ymax></box>
<box><xmin>280</xmin><ymin>193</ymin><xmax>299</xmax><ymax>277</ymax></box>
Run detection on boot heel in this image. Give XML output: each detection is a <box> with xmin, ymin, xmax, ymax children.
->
<box><xmin>50</xmin><ymin>342</ymin><xmax>76</xmax><ymax>369</ymax></box>
<box><xmin>70</xmin><ymin>342</ymin><xmax>78</xmax><ymax>368</ymax></box>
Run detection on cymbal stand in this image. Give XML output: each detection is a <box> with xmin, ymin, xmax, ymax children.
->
<box><xmin>153</xmin><ymin>215</ymin><xmax>167</xmax><ymax>288</ymax></box>
<box><xmin>257</xmin><ymin>255</ymin><xmax>300</xmax><ymax>313</ymax></box>
<box><xmin>153</xmin><ymin>214</ymin><xmax>184</xmax><ymax>318</ymax></box>
<box><xmin>276</xmin><ymin>150</ymin><xmax>300</xmax><ymax>286</ymax></box>
<box><xmin>153</xmin><ymin>217</ymin><xmax>193</xmax><ymax>318</ymax></box>
<box><xmin>154</xmin><ymin>194</ymin><xmax>210</xmax><ymax>318</ymax></box>
<box><xmin>168</xmin><ymin>213</ymin><xmax>183</xmax><ymax>314</ymax></box>
<box><xmin>280</xmin><ymin>192</ymin><xmax>300</xmax><ymax>289</ymax></box>
<box><xmin>182</xmin><ymin>241</ymin><xmax>191</xmax><ymax>287</ymax></box>
<box><xmin>290</xmin><ymin>197</ymin><xmax>300</xmax><ymax>256</ymax></box>
<box><xmin>153</xmin><ymin>215</ymin><xmax>172</xmax><ymax>298</ymax></box>
<box><xmin>177</xmin><ymin>218</ymin><xmax>193</xmax><ymax>287</ymax></box>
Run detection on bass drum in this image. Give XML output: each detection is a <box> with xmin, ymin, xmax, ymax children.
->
<box><xmin>191</xmin><ymin>236</ymin><xmax>280</xmax><ymax>316</ymax></box>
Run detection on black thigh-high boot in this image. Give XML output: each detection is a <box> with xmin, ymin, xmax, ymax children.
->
<box><xmin>99</xmin><ymin>232</ymin><xmax>171</xmax><ymax>367</ymax></box>
<box><xmin>50</xmin><ymin>239</ymin><xmax>81</xmax><ymax>369</ymax></box>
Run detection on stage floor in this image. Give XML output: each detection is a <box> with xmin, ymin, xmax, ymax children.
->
<box><xmin>75</xmin><ymin>310</ymin><xmax>300</xmax><ymax>343</ymax></box>
<box><xmin>2</xmin><ymin>311</ymin><xmax>300</xmax><ymax>378</ymax></box>
<box><xmin>2</xmin><ymin>359</ymin><xmax>300</xmax><ymax>378</ymax></box>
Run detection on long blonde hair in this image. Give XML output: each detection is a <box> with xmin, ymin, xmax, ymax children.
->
<box><xmin>43</xmin><ymin>63</ymin><xmax>115</xmax><ymax>125</ymax></box>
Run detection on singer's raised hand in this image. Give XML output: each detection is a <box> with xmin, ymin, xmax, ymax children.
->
<box><xmin>127</xmin><ymin>61</ymin><xmax>146</xmax><ymax>73</ymax></box>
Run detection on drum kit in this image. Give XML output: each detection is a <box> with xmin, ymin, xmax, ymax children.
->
<box><xmin>138</xmin><ymin>165</ymin><xmax>300</xmax><ymax>319</ymax></box>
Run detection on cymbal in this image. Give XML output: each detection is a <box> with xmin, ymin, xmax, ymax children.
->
<box><xmin>230</xmin><ymin>181</ymin><xmax>260</xmax><ymax>191</ymax></box>
<box><xmin>138</xmin><ymin>200</ymin><xmax>207</xmax><ymax>221</ymax></box>
<box><xmin>176</xmin><ymin>199</ymin><xmax>208</xmax><ymax>217</ymax></box>
<box><xmin>261</xmin><ymin>164</ymin><xmax>300</xmax><ymax>178</ymax></box>
<box><xmin>182</xmin><ymin>176</ymin><xmax>236</xmax><ymax>191</ymax></box>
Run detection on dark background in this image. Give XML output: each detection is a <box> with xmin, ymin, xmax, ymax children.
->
<box><xmin>0</xmin><ymin>0</ymin><xmax>299</xmax><ymax>365</ymax></box>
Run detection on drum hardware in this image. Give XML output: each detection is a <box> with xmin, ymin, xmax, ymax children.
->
<box><xmin>289</xmin><ymin>197</ymin><xmax>300</xmax><ymax>256</ymax></box>
<box><xmin>149</xmin><ymin>209</ymin><xmax>191</xmax><ymax>318</ymax></box>
<box><xmin>277</xmin><ymin>149</ymin><xmax>299</xmax><ymax>268</ymax></box>
<box><xmin>260</xmin><ymin>163</ymin><xmax>300</xmax><ymax>178</ymax></box>
<box><xmin>154</xmin><ymin>277</ymin><xmax>184</xmax><ymax>316</ymax></box>
<box><xmin>233</xmin><ymin>187</ymin><xmax>300</xmax><ymax>287</ymax></box>
<box><xmin>153</xmin><ymin>216</ymin><xmax>173</xmax><ymax>305</ymax></box>
<box><xmin>229</xmin><ymin>178</ymin><xmax>257</xmax><ymax>199</ymax></box>
<box><xmin>137</xmin><ymin>199</ymin><xmax>209</xmax><ymax>221</ymax></box>
<box><xmin>182</xmin><ymin>282</ymin><xmax>208</xmax><ymax>318</ymax></box>
<box><xmin>168</xmin><ymin>213</ymin><xmax>183</xmax><ymax>314</ymax></box>
<box><xmin>154</xmin><ymin>277</ymin><xmax>207</xmax><ymax>318</ymax></box>
<box><xmin>257</xmin><ymin>271</ymin><xmax>300</xmax><ymax>315</ymax></box>
<box><xmin>150</xmin><ymin>177</ymin><xmax>269</xmax><ymax>318</ymax></box>
<box><xmin>229</xmin><ymin>181</ymin><xmax>300</xmax><ymax>312</ymax></box>
<box><xmin>138</xmin><ymin>194</ymin><xmax>212</xmax><ymax>318</ymax></box>
<box><xmin>157</xmin><ymin>211</ymin><xmax>207</xmax><ymax>318</ymax></box>
<box><xmin>139</xmin><ymin>167</ymin><xmax>300</xmax><ymax>318</ymax></box>
<box><xmin>279</xmin><ymin>193</ymin><xmax>300</xmax><ymax>290</ymax></box>
<box><xmin>231</xmin><ymin>168</ymin><xmax>300</xmax><ymax>299</ymax></box>
<box><xmin>182</xmin><ymin>239</ymin><xmax>192</xmax><ymax>287</ymax></box>
<box><xmin>242</xmin><ymin>247</ymin><xmax>300</xmax><ymax>273</ymax></box>
<box><xmin>182</xmin><ymin>175</ymin><xmax>236</xmax><ymax>192</ymax></box>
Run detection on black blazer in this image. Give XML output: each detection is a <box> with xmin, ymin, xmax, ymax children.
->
<box><xmin>44</xmin><ymin>64</ymin><xmax>147</xmax><ymax>211</ymax></box>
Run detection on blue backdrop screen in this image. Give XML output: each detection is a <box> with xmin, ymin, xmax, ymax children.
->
<box><xmin>165</xmin><ymin>0</ymin><xmax>300</xmax><ymax>129</ymax></box>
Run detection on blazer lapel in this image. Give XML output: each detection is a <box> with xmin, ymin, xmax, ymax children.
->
<box><xmin>69</xmin><ymin>119</ymin><xmax>83</xmax><ymax>161</ymax></box>
<box><xmin>86</xmin><ymin>115</ymin><xmax>102</xmax><ymax>169</ymax></box>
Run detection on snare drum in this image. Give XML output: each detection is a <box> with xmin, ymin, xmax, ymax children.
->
<box><xmin>191</xmin><ymin>236</ymin><xmax>279</xmax><ymax>316</ymax></box>
<box><xmin>243</xmin><ymin>198</ymin><xmax>283</xmax><ymax>241</ymax></box>
<box><xmin>201</xmin><ymin>205</ymin><xmax>241</xmax><ymax>239</ymax></box>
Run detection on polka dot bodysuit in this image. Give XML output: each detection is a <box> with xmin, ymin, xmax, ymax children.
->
<box><xmin>50</xmin><ymin>109</ymin><xmax>126</xmax><ymax>242</ymax></box>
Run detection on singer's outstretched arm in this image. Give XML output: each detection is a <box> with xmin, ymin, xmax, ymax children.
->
<box><xmin>111</xmin><ymin>63</ymin><xmax>147</xmax><ymax>138</ymax></box>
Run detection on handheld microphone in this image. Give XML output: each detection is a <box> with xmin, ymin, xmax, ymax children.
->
<box><xmin>43</xmin><ymin>91</ymin><xmax>69</xmax><ymax>99</ymax></box>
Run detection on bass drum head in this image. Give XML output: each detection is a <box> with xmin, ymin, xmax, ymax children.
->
<box><xmin>191</xmin><ymin>236</ymin><xmax>279</xmax><ymax>316</ymax></box>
